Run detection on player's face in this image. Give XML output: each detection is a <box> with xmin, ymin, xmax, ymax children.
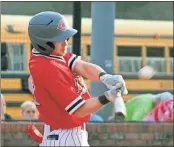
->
<box><xmin>52</xmin><ymin>39</ymin><xmax>68</xmax><ymax>56</ymax></box>
<box><xmin>22</xmin><ymin>105</ymin><xmax>38</xmax><ymax>120</ymax></box>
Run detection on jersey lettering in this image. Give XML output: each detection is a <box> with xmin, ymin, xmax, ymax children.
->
<box><xmin>74</xmin><ymin>74</ymin><xmax>86</xmax><ymax>95</ymax></box>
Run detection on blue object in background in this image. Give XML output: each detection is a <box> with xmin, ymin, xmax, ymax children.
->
<box><xmin>89</xmin><ymin>113</ymin><xmax>104</xmax><ymax>122</ymax></box>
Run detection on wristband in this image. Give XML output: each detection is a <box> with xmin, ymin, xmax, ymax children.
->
<box><xmin>99</xmin><ymin>72</ymin><xmax>107</xmax><ymax>78</ymax></box>
<box><xmin>98</xmin><ymin>95</ymin><xmax>110</xmax><ymax>105</ymax></box>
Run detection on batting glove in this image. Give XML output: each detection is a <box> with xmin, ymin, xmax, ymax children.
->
<box><xmin>104</xmin><ymin>83</ymin><xmax>123</xmax><ymax>102</ymax></box>
<box><xmin>99</xmin><ymin>72</ymin><xmax>128</xmax><ymax>96</ymax></box>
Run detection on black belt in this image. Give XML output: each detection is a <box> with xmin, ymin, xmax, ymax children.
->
<box><xmin>47</xmin><ymin>134</ymin><xmax>59</xmax><ymax>140</ymax></box>
<box><xmin>47</xmin><ymin>124</ymin><xmax>85</xmax><ymax>140</ymax></box>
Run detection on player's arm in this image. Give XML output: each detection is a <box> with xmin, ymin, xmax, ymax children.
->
<box><xmin>73</xmin><ymin>85</ymin><xmax>123</xmax><ymax>117</ymax></box>
<box><xmin>73</xmin><ymin>97</ymin><xmax>106</xmax><ymax>117</ymax></box>
<box><xmin>73</xmin><ymin>59</ymin><xmax>105</xmax><ymax>81</ymax></box>
<box><xmin>73</xmin><ymin>59</ymin><xmax>128</xmax><ymax>95</ymax></box>
<box><xmin>65</xmin><ymin>53</ymin><xmax>127</xmax><ymax>95</ymax></box>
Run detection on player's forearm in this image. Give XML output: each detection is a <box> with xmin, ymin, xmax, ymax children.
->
<box><xmin>73</xmin><ymin>97</ymin><xmax>106</xmax><ymax>117</ymax></box>
<box><xmin>74</xmin><ymin>60</ymin><xmax>105</xmax><ymax>81</ymax></box>
<box><xmin>82</xmin><ymin>63</ymin><xmax>104</xmax><ymax>81</ymax></box>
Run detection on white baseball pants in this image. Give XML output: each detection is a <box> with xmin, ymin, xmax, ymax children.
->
<box><xmin>40</xmin><ymin>124</ymin><xmax>89</xmax><ymax>146</ymax></box>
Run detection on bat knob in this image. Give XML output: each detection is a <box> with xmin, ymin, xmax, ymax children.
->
<box><xmin>114</xmin><ymin>112</ymin><xmax>125</xmax><ymax>121</ymax></box>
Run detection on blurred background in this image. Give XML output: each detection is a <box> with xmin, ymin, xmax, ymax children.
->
<box><xmin>1</xmin><ymin>1</ymin><xmax>173</xmax><ymax>20</ymax></box>
<box><xmin>1</xmin><ymin>1</ymin><xmax>173</xmax><ymax>121</ymax></box>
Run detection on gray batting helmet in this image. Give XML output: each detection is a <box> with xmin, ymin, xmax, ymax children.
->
<box><xmin>28</xmin><ymin>11</ymin><xmax>77</xmax><ymax>55</ymax></box>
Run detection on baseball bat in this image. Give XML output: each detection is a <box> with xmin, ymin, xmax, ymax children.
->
<box><xmin>114</xmin><ymin>90</ymin><xmax>127</xmax><ymax>120</ymax></box>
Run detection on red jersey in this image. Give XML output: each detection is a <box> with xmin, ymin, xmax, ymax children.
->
<box><xmin>29</xmin><ymin>49</ymin><xmax>90</xmax><ymax>129</ymax></box>
<box><xmin>143</xmin><ymin>99</ymin><xmax>173</xmax><ymax>122</ymax></box>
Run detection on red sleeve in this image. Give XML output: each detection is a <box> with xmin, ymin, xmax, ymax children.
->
<box><xmin>63</xmin><ymin>52</ymin><xmax>80</xmax><ymax>70</ymax></box>
<box><xmin>43</xmin><ymin>61</ymin><xmax>86</xmax><ymax>115</ymax></box>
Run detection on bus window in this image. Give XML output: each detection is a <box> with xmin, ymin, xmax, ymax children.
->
<box><xmin>146</xmin><ymin>47</ymin><xmax>165</xmax><ymax>74</ymax></box>
<box><xmin>147</xmin><ymin>47</ymin><xmax>164</xmax><ymax>57</ymax></box>
<box><xmin>169</xmin><ymin>48</ymin><xmax>173</xmax><ymax>57</ymax></box>
<box><xmin>1</xmin><ymin>43</ymin><xmax>8</xmax><ymax>71</ymax></box>
<box><xmin>117</xmin><ymin>46</ymin><xmax>141</xmax><ymax>57</ymax></box>
<box><xmin>1</xmin><ymin>42</ymin><xmax>27</xmax><ymax>72</ymax></box>
<box><xmin>169</xmin><ymin>47</ymin><xmax>173</xmax><ymax>74</ymax></box>
<box><xmin>117</xmin><ymin>46</ymin><xmax>142</xmax><ymax>73</ymax></box>
<box><xmin>87</xmin><ymin>45</ymin><xmax>91</xmax><ymax>62</ymax></box>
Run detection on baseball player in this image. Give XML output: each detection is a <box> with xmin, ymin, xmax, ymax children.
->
<box><xmin>28</xmin><ymin>11</ymin><xmax>128</xmax><ymax>146</ymax></box>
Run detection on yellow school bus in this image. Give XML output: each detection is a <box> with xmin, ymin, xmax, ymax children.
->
<box><xmin>1</xmin><ymin>15</ymin><xmax>173</xmax><ymax>119</ymax></box>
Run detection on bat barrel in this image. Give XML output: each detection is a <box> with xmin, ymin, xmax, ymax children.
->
<box><xmin>114</xmin><ymin>91</ymin><xmax>127</xmax><ymax>121</ymax></box>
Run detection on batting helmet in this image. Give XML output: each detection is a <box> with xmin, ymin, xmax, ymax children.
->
<box><xmin>28</xmin><ymin>11</ymin><xmax>77</xmax><ymax>55</ymax></box>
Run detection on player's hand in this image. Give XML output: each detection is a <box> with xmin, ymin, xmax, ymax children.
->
<box><xmin>104</xmin><ymin>84</ymin><xmax>123</xmax><ymax>102</ymax></box>
<box><xmin>100</xmin><ymin>73</ymin><xmax>128</xmax><ymax>96</ymax></box>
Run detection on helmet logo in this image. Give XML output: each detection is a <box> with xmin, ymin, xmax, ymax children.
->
<box><xmin>58</xmin><ymin>19</ymin><xmax>68</xmax><ymax>31</ymax></box>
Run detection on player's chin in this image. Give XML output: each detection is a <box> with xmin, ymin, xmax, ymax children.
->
<box><xmin>57</xmin><ymin>51</ymin><xmax>66</xmax><ymax>56</ymax></box>
<box><xmin>62</xmin><ymin>50</ymin><xmax>67</xmax><ymax>55</ymax></box>
<box><xmin>62</xmin><ymin>52</ymin><xmax>66</xmax><ymax>56</ymax></box>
